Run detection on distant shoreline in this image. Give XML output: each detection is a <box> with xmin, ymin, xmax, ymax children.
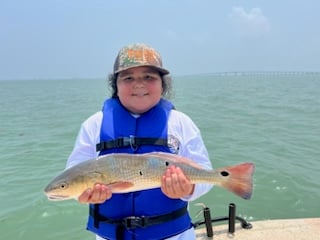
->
<box><xmin>1</xmin><ymin>71</ymin><xmax>320</xmax><ymax>82</ymax></box>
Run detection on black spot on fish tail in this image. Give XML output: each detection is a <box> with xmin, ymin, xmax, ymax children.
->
<box><xmin>139</xmin><ymin>170</ymin><xmax>143</xmax><ymax>176</ymax></box>
<box><xmin>165</xmin><ymin>161</ymin><xmax>169</xmax><ymax>166</ymax></box>
<box><xmin>220</xmin><ymin>171</ymin><xmax>229</xmax><ymax>177</ymax></box>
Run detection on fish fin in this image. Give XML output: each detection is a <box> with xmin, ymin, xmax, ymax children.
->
<box><xmin>107</xmin><ymin>181</ymin><xmax>134</xmax><ymax>191</ymax></box>
<box><xmin>218</xmin><ymin>163</ymin><xmax>255</xmax><ymax>200</ymax></box>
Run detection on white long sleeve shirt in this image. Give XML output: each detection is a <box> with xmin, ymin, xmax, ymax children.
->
<box><xmin>67</xmin><ymin>108</ymin><xmax>213</xmax><ymax>240</ymax></box>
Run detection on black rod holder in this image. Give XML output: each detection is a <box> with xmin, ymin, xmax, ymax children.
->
<box><xmin>228</xmin><ymin>203</ymin><xmax>236</xmax><ymax>233</ymax></box>
<box><xmin>203</xmin><ymin>207</ymin><xmax>213</xmax><ymax>237</ymax></box>
<box><xmin>192</xmin><ymin>203</ymin><xmax>252</xmax><ymax>236</ymax></box>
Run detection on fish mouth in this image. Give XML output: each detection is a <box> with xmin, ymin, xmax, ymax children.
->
<box><xmin>46</xmin><ymin>194</ymin><xmax>70</xmax><ymax>201</ymax></box>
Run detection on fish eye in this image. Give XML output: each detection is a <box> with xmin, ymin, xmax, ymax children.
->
<box><xmin>60</xmin><ymin>182</ymin><xmax>68</xmax><ymax>189</ymax></box>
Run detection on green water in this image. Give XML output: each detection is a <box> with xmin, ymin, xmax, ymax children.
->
<box><xmin>1</xmin><ymin>73</ymin><xmax>319</xmax><ymax>239</ymax></box>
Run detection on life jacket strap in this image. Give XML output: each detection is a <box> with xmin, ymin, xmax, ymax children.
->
<box><xmin>89</xmin><ymin>205</ymin><xmax>188</xmax><ymax>230</ymax></box>
<box><xmin>96</xmin><ymin>136</ymin><xmax>168</xmax><ymax>152</ymax></box>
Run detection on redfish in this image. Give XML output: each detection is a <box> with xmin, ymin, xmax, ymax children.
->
<box><xmin>44</xmin><ymin>152</ymin><xmax>255</xmax><ymax>201</ymax></box>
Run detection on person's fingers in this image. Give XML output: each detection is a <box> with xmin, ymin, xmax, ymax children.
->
<box><xmin>90</xmin><ymin>183</ymin><xmax>102</xmax><ymax>202</ymax></box>
<box><xmin>175</xmin><ymin>167</ymin><xmax>191</xmax><ymax>194</ymax></box>
<box><xmin>99</xmin><ymin>184</ymin><xmax>112</xmax><ymax>201</ymax></box>
<box><xmin>78</xmin><ymin>184</ymin><xmax>112</xmax><ymax>204</ymax></box>
<box><xmin>161</xmin><ymin>166</ymin><xmax>194</xmax><ymax>198</ymax></box>
<box><xmin>78</xmin><ymin>188</ymin><xmax>92</xmax><ymax>203</ymax></box>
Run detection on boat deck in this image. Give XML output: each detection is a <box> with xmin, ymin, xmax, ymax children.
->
<box><xmin>195</xmin><ymin>218</ymin><xmax>320</xmax><ymax>240</ymax></box>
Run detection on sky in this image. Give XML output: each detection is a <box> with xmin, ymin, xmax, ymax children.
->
<box><xmin>1</xmin><ymin>0</ymin><xmax>320</xmax><ymax>80</ymax></box>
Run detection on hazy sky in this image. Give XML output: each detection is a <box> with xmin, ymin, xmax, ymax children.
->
<box><xmin>1</xmin><ymin>0</ymin><xmax>320</xmax><ymax>80</ymax></box>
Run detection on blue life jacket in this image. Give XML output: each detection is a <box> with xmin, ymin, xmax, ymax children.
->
<box><xmin>86</xmin><ymin>98</ymin><xmax>192</xmax><ymax>240</ymax></box>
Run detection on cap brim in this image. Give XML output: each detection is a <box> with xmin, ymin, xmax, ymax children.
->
<box><xmin>115</xmin><ymin>65</ymin><xmax>170</xmax><ymax>75</ymax></box>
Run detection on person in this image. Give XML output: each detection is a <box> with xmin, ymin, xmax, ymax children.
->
<box><xmin>66</xmin><ymin>43</ymin><xmax>213</xmax><ymax>240</ymax></box>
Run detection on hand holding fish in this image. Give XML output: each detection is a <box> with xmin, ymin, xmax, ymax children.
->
<box><xmin>161</xmin><ymin>165</ymin><xmax>195</xmax><ymax>199</ymax></box>
<box><xmin>78</xmin><ymin>183</ymin><xmax>112</xmax><ymax>204</ymax></box>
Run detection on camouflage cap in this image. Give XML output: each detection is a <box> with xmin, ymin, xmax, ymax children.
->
<box><xmin>113</xmin><ymin>43</ymin><xmax>170</xmax><ymax>75</ymax></box>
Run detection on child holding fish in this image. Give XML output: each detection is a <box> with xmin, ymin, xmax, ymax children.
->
<box><xmin>64</xmin><ymin>43</ymin><xmax>216</xmax><ymax>240</ymax></box>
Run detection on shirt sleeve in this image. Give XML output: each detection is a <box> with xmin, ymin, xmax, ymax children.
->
<box><xmin>168</xmin><ymin>110</ymin><xmax>213</xmax><ymax>202</ymax></box>
<box><xmin>66</xmin><ymin>111</ymin><xmax>102</xmax><ymax>169</ymax></box>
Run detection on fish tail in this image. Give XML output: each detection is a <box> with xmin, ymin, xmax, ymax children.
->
<box><xmin>218</xmin><ymin>162</ymin><xmax>255</xmax><ymax>200</ymax></box>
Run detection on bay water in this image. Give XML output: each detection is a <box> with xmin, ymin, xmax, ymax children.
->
<box><xmin>1</xmin><ymin>73</ymin><xmax>319</xmax><ymax>239</ymax></box>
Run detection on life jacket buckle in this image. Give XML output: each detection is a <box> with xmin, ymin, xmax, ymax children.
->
<box><xmin>122</xmin><ymin>135</ymin><xmax>138</xmax><ymax>151</ymax></box>
<box><xmin>122</xmin><ymin>216</ymin><xmax>147</xmax><ymax>229</ymax></box>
